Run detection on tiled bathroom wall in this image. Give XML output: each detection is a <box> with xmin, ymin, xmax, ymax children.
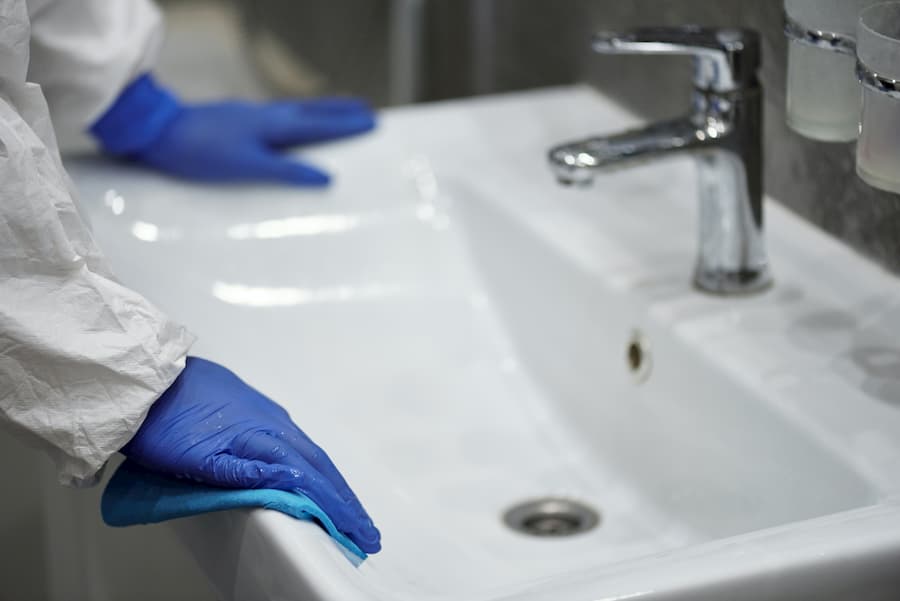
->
<box><xmin>483</xmin><ymin>0</ymin><xmax>900</xmax><ymax>276</ymax></box>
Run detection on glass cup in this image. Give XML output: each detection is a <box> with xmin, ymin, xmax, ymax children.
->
<box><xmin>856</xmin><ymin>2</ymin><xmax>900</xmax><ymax>193</ymax></box>
<box><xmin>784</xmin><ymin>0</ymin><xmax>883</xmax><ymax>141</ymax></box>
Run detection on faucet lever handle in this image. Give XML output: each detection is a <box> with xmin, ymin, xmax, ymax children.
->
<box><xmin>592</xmin><ymin>26</ymin><xmax>759</xmax><ymax>92</ymax></box>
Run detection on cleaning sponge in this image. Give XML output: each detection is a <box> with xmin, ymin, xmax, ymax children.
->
<box><xmin>101</xmin><ymin>459</ymin><xmax>366</xmax><ymax>560</ymax></box>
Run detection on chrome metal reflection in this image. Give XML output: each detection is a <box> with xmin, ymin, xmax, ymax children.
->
<box><xmin>592</xmin><ymin>27</ymin><xmax>757</xmax><ymax>93</ymax></box>
<box><xmin>548</xmin><ymin>26</ymin><xmax>771</xmax><ymax>295</ymax></box>
<box><xmin>503</xmin><ymin>498</ymin><xmax>600</xmax><ymax>538</ymax></box>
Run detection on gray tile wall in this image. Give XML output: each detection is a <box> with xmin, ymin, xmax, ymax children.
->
<box><xmin>485</xmin><ymin>0</ymin><xmax>900</xmax><ymax>275</ymax></box>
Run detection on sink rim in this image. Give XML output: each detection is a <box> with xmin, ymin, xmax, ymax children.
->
<box><xmin>67</xmin><ymin>84</ymin><xmax>900</xmax><ymax>601</ymax></box>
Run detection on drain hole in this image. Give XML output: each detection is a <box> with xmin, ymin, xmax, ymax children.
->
<box><xmin>503</xmin><ymin>498</ymin><xmax>600</xmax><ymax>538</ymax></box>
<box><xmin>521</xmin><ymin>513</ymin><xmax>582</xmax><ymax>536</ymax></box>
<box><xmin>627</xmin><ymin>340</ymin><xmax>643</xmax><ymax>371</ymax></box>
<box><xmin>626</xmin><ymin>330</ymin><xmax>652</xmax><ymax>383</ymax></box>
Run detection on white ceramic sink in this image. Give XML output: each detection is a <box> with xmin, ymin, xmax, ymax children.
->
<box><xmin>68</xmin><ymin>86</ymin><xmax>900</xmax><ymax>600</ymax></box>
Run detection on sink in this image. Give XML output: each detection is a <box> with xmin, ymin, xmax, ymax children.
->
<box><xmin>67</xmin><ymin>86</ymin><xmax>900</xmax><ymax>600</ymax></box>
<box><xmin>456</xmin><ymin>178</ymin><xmax>874</xmax><ymax>538</ymax></box>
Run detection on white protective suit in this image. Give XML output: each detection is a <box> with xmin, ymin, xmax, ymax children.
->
<box><xmin>0</xmin><ymin>0</ymin><xmax>194</xmax><ymax>486</ymax></box>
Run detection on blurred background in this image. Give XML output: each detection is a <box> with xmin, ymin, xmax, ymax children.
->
<box><xmin>1</xmin><ymin>1</ymin><xmax>898</xmax><ymax>600</ymax></box>
<box><xmin>154</xmin><ymin>0</ymin><xmax>899</xmax><ymax>277</ymax></box>
<box><xmin>156</xmin><ymin>0</ymin><xmax>699</xmax><ymax>109</ymax></box>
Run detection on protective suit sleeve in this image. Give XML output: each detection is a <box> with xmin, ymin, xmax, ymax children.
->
<box><xmin>25</xmin><ymin>0</ymin><xmax>164</xmax><ymax>149</ymax></box>
<box><xmin>1</xmin><ymin>1</ymin><xmax>194</xmax><ymax>486</ymax></box>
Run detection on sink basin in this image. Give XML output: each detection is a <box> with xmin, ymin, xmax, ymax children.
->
<box><xmin>67</xmin><ymin>86</ymin><xmax>900</xmax><ymax>600</ymax></box>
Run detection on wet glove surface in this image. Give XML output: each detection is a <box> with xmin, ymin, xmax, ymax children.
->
<box><xmin>102</xmin><ymin>459</ymin><xmax>367</xmax><ymax>560</ymax></box>
<box><xmin>90</xmin><ymin>74</ymin><xmax>375</xmax><ymax>186</ymax></box>
<box><xmin>121</xmin><ymin>356</ymin><xmax>380</xmax><ymax>554</ymax></box>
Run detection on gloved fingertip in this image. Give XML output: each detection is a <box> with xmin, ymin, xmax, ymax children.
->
<box><xmin>360</xmin><ymin>516</ymin><xmax>381</xmax><ymax>540</ymax></box>
<box><xmin>304</xmin><ymin>112</ymin><xmax>377</xmax><ymax>139</ymax></box>
<box><xmin>353</xmin><ymin>524</ymin><xmax>382</xmax><ymax>554</ymax></box>
<box><xmin>264</xmin><ymin>159</ymin><xmax>332</xmax><ymax>186</ymax></box>
<box><xmin>352</xmin><ymin>110</ymin><xmax>377</xmax><ymax>127</ymax></box>
<box><xmin>319</xmin><ymin>113</ymin><xmax>376</xmax><ymax>142</ymax></box>
<box><xmin>294</xmin><ymin>169</ymin><xmax>331</xmax><ymax>187</ymax></box>
<box><xmin>355</xmin><ymin>113</ymin><xmax>377</xmax><ymax>133</ymax></box>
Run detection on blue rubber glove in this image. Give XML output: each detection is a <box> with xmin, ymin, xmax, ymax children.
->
<box><xmin>90</xmin><ymin>74</ymin><xmax>375</xmax><ymax>186</ymax></box>
<box><xmin>121</xmin><ymin>357</ymin><xmax>381</xmax><ymax>554</ymax></box>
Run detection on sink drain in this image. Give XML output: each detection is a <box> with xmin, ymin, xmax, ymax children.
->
<box><xmin>503</xmin><ymin>498</ymin><xmax>600</xmax><ymax>537</ymax></box>
<box><xmin>626</xmin><ymin>330</ymin><xmax>652</xmax><ymax>383</ymax></box>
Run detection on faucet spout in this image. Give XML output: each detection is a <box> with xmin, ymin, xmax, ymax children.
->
<box><xmin>546</xmin><ymin>26</ymin><xmax>772</xmax><ymax>296</ymax></box>
<box><xmin>548</xmin><ymin>118</ymin><xmax>709</xmax><ymax>186</ymax></box>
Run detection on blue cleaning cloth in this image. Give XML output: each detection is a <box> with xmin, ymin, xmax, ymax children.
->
<box><xmin>102</xmin><ymin>460</ymin><xmax>366</xmax><ymax>560</ymax></box>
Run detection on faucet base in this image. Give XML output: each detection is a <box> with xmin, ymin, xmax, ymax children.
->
<box><xmin>693</xmin><ymin>265</ymin><xmax>773</xmax><ymax>296</ymax></box>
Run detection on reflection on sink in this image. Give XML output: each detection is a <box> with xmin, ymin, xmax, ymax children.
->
<box><xmin>68</xmin><ymin>86</ymin><xmax>900</xmax><ymax>601</ymax></box>
<box><xmin>456</xmin><ymin>180</ymin><xmax>876</xmax><ymax>541</ymax></box>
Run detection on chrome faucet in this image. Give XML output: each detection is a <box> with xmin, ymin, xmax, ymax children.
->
<box><xmin>549</xmin><ymin>27</ymin><xmax>772</xmax><ymax>295</ymax></box>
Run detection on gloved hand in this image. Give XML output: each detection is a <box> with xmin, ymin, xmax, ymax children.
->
<box><xmin>122</xmin><ymin>357</ymin><xmax>381</xmax><ymax>553</ymax></box>
<box><xmin>90</xmin><ymin>74</ymin><xmax>375</xmax><ymax>186</ymax></box>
